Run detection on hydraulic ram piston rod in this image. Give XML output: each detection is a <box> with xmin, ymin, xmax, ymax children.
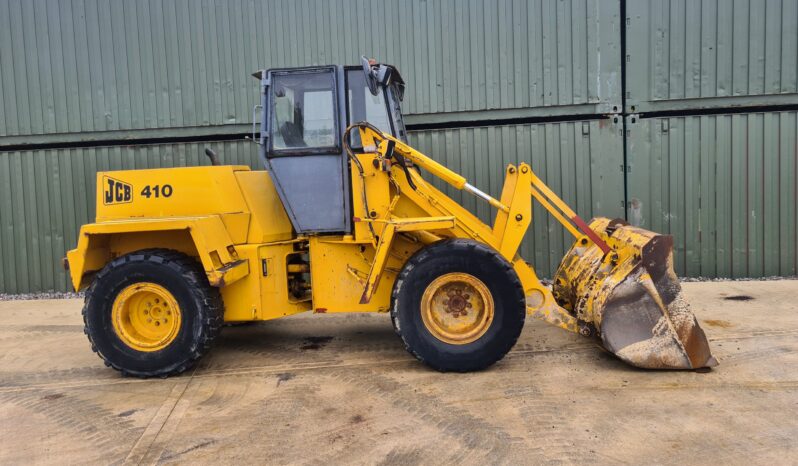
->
<box><xmin>464</xmin><ymin>183</ymin><xmax>509</xmax><ymax>213</ymax></box>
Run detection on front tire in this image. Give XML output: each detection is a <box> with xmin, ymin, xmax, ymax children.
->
<box><xmin>391</xmin><ymin>239</ymin><xmax>525</xmax><ymax>372</ymax></box>
<box><xmin>83</xmin><ymin>249</ymin><xmax>223</xmax><ymax>378</ymax></box>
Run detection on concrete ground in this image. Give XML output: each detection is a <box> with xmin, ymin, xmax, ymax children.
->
<box><xmin>0</xmin><ymin>280</ymin><xmax>796</xmax><ymax>465</ymax></box>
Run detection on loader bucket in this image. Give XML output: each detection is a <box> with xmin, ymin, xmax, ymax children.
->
<box><xmin>552</xmin><ymin>218</ymin><xmax>717</xmax><ymax>370</ymax></box>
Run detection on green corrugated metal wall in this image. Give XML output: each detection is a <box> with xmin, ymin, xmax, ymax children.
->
<box><xmin>1</xmin><ymin>0</ymin><xmax>797</xmax><ymax>292</ymax></box>
<box><xmin>625</xmin><ymin>0</ymin><xmax>798</xmax><ymax>113</ymax></box>
<box><xmin>0</xmin><ymin>0</ymin><xmax>621</xmax><ymax>143</ymax></box>
<box><xmin>623</xmin><ymin>0</ymin><xmax>798</xmax><ymax>278</ymax></box>
<box><xmin>626</xmin><ymin>111</ymin><xmax>798</xmax><ymax>278</ymax></box>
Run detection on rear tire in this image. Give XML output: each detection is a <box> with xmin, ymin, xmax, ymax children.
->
<box><xmin>83</xmin><ymin>249</ymin><xmax>223</xmax><ymax>378</ymax></box>
<box><xmin>391</xmin><ymin>239</ymin><xmax>525</xmax><ymax>372</ymax></box>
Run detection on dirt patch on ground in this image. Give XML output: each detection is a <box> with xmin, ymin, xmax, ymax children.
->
<box><xmin>300</xmin><ymin>336</ymin><xmax>334</xmax><ymax>350</ymax></box>
<box><xmin>703</xmin><ymin>319</ymin><xmax>733</xmax><ymax>328</ymax></box>
<box><xmin>723</xmin><ymin>295</ymin><xmax>754</xmax><ymax>301</ymax></box>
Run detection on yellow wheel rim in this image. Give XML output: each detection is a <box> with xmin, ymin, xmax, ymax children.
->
<box><xmin>421</xmin><ymin>273</ymin><xmax>494</xmax><ymax>345</ymax></box>
<box><xmin>111</xmin><ymin>282</ymin><xmax>182</xmax><ymax>352</ymax></box>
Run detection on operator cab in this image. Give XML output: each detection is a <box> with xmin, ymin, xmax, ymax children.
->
<box><xmin>253</xmin><ymin>58</ymin><xmax>406</xmax><ymax>234</ymax></box>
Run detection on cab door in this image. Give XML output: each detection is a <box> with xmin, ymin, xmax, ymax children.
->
<box><xmin>260</xmin><ymin>66</ymin><xmax>351</xmax><ymax>234</ymax></box>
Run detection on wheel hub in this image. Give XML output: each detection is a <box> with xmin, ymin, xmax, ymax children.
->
<box><xmin>421</xmin><ymin>273</ymin><xmax>494</xmax><ymax>345</ymax></box>
<box><xmin>111</xmin><ymin>282</ymin><xmax>182</xmax><ymax>352</ymax></box>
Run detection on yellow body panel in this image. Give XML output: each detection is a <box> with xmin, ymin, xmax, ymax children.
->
<box><xmin>220</xmin><ymin>242</ymin><xmax>311</xmax><ymax>321</ymax></box>
<box><xmin>350</xmin><ymin>153</ymin><xmax>392</xmax><ymax>241</ymax></box>
<box><xmin>234</xmin><ymin>171</ymin><xmax>295</xmax><ymax>244</ymax></box>
<box><xmin>68</xmin><ymin>166</ymin><xmax>298</xmax><ymax>322</ymax></box>
<box><xmin>66</xmin><ymin>216</ymin><xmax>247</xmax><ymax>290</ymax></box>
<box><xmin>97</xmin><ymin>166</ymin><xmax>250</xmax><ymax>221</ymax></box>
<box><xmin>307</xmin><ymin>237</ymin><xmax>396</xmax><ymax>313</ymax></box>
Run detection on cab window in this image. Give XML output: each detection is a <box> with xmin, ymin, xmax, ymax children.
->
<box><xmin>271</xmin><ymin>70</ymin><xmax>338</xmax><ymax>153</ymax></box>
<box><xmin>346</xmin><ymin>70</ymin><xmax>393</xmax><ymax>147</ymax></box>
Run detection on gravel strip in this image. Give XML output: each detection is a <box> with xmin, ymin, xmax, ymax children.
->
<box><xmin>0</xmin><ymin>291</ymin><xmax>84</xmax><ymax>301</ymax></box>
<box><xmin>679</xmin><ymin>275</ymin><xmax>798</xmax><ymax>282</ymax></box>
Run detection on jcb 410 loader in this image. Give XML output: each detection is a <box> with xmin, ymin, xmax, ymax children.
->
<box><xmin>66</xmin><ymin>59</ymin><xmax>717</xmax><ymax>377</ymax></box>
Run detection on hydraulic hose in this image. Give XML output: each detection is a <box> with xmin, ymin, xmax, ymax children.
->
<box><xmin>343</xmin><ymin>123</ymin><xmax>381</xmax><ymax>242</ymax></box>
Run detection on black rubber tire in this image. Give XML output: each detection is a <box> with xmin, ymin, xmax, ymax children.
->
<box><xmin>83</xmin><ymin>249</ymin><xmax>223</xmax><ymax>378</ymax></box>
<box><xmin>391</xmin><ymin>239</ymin><xmax>525</xmax><ymax>372</ymax></box>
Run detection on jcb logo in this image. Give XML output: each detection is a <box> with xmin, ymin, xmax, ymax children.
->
<box><xmin>103</xmin><ymin>176</ymin><xmax>133</xmax><ymax>205</ymax></box>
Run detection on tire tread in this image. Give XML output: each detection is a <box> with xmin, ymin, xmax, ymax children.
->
<box><xmin>391</xmin><ymin>239</ymin><xmax>525</xmax><ymax>372</ymax></box>
<box><xmin>82</xmin><ymin>248</ymin><xmax>223</xmax><ymax>378</ymax></box>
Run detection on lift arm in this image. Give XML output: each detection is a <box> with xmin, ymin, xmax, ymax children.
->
<box><xmin>363</xmin><ymin>126</ymin><xmax>612</xmax><ymax>260</ymax></box>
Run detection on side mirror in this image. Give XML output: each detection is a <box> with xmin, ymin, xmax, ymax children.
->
<box><xmin>361</xmin><ymin>56</ymin><xmax>379</xmax><ymax>96</ymax></box>
<box><xmin>375</xmin><ymin>65</ymin><xmax>392</xmax><ymax>86</ymax></box>
<box><xmin>361</xmin><ymin>56</ymin><xmax>406</xmax><ymax>101</ymax></box>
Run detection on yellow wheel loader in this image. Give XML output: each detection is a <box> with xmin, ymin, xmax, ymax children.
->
<box><xmin>66</xmin><ymin>58</ymin><xmax>716</xmax><ymax>377</ymax></box>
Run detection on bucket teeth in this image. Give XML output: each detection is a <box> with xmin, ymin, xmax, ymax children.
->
<box><xmin>553</xmin><ymin>218</ymin><xmax>717</xmax><ymax>370</ymax></box>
